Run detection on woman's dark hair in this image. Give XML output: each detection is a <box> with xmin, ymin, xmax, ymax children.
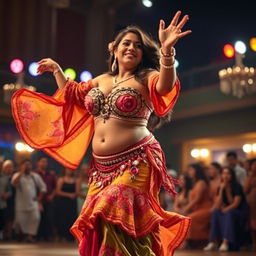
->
<box><xmin>178</xmin><ymin>173</ymin><xmax>192</xmax><ymax>198</ymax></box>
<box><xmin>221</xmin><ymin>166</ymin><xmax>238</xmax><ymax>185</ymax></box>
<box><xmin>226</xmin><ymin>151</ymin><xmax>237</xmax><ymax>159</ymax></box>
<box><xmin>107</xmin><ymin>25</ymin><xmax>173</xmax><ymax>131</ymax></box>
<box><xmin>189</xmin><ymin>163</ymin><xmax>209</xmax><ymax>184</ymax></box>
<box><xmin>210</xmin><ymin>162</ymin><xmax>222</xmax><ymax>173</ymax></box>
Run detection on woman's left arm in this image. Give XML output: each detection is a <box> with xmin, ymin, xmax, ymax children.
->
<box><xmin>221</xmin><ymin>196</ymin><xmax>241</xmax><ymax>213</ymax></box>
<box><xmin>157</xmin><ymin>11</ymin><xmax>192</xmax><ymax>95</ymax></box>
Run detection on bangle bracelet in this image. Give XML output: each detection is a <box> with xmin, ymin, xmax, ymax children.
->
<box><xmin>160</xmin><ymin>55</ymin><xmax>175</xmax><ymax>64</ymax></box>
<box><xmin>159</xmin><ymin>47</ymin><xmax>176</xmax><ymax>58</ymax></box>
<box><xmin>53</xmin><ymin>69</ymin><xmax>61</xmax><ymax>76</ymax></box>
<box><xmin>159</xmin><ymin>58</ymin><xmax>175</xmax><ymax>69</ymax></box>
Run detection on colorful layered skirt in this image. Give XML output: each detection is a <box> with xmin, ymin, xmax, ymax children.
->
<box><xmin>70</xmin><ymin>134</ymin><xmax>191</xmax><ymax>255</ymax></box>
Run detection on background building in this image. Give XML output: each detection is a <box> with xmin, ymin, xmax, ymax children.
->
<box><xmin>0</xmin><ymin>0</ymin><xmax>255</xmax><ymax>171</ymax></box>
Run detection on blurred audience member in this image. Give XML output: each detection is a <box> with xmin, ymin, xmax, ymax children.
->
<box><xmin>55</xmin><ymin>168</ymin><xmax>77</xmax><ymax>241</ymax></box>
<box><xmin>2</xmin><ymin>160</ymin><xmax>15</xmax><ymax>241</ymax></box>
<box><xmin>11</xmin><ymin>159</ymin><xmax>46</xmax><ymax>242</ymax></box>
<box><xmin>0</xmin><ymin>160</ymin><xmax>12</xmax><ymax>240</ymax></box>
<box><xmin>208</xmin><ymin>162</ymin><xmax>222</xmax><ymax>202</ymax></box>
<box><xmin>226</xmin><ymin>151</ymin><xmax>247</xmax><ymax>186</ymax></box>
<box><xmin>173</xmin><ymin>173</ymin><xmax>192</xmax><ymax>214</ymax></box>
<box><xmin>164</xmin><ymin>163</ymin><xmax>178</xmax><ymax>211</ymax></box>
<box><xmin>76</xmin><ymin>164</ymin><xmax>89</xmax><ymax>214</ymax></box>
<box><xmin>244</xmin><ymin>158</ymin><xmax>256</xmax><ymax>250</ymax></box>
<box><xmin>34</xmin><ymin>156</ymin><xmax>57</xmax><ymax>241</ymax></box>
<box><xmin>204</xmin><ymin>167</ymin><xmax>248</xmax><ymax>252</ymax></box>
<box><xmin>243</xmin><ymin>159</ymin><xmax>251</xmax><ymax>175</ymax></box>
<box><xmin>184</xmin><ymin>163</ymin><xmax>212</xmax><ymax>246</ymax></box>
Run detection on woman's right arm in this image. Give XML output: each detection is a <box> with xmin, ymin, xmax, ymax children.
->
<box><xmin>214</xmin><ymin>185</ymin><xmax>224</xmax><ymax>209</ymax></box>
<box><xmin>37</xmin><ymin>58</ymin><xmax>67</xmax><ymax>89</ymax></box>
<box><xmin>243</xmin><ymin>176</ymin><xmax>252</xmax><ymax>194</ymax></box>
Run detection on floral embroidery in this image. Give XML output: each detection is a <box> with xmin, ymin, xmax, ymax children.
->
<box><xmin>47</xmin><ymin>107</ymin><xmax>64</xmax><ymax>141</ymax></box>
<box><xmin>85</xmin><ymin>185</ymin><xmax>150</xmax><ymax>216</ymax></box>
<box><xmin>18</xmin><ymin>100</ymin><xmax>40</xmax><ymax>130</ymax></box>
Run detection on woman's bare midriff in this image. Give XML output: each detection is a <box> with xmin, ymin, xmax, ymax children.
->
<box><xmin>92</xmin><ymin>117</ymin><xmax>150</xmax><ymax>156</ymax></box>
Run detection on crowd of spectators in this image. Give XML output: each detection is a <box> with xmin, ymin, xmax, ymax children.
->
<box><xmin>0</xmin><ymin>151</ymin><xmax>255</xmax><ymax>253</ymax></box>
<box><xmin>161</xmin><ymin>151</ymin><xmax>255</xmax><ymax>252</ymax></box>
<box><xmin>0</xmin><ymin>156</ymin><xmax>89</xmax><ymax>243</ymax></box>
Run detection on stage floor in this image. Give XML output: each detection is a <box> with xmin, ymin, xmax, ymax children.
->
<box><xmin>0</xmin><ymin>242</ymin><xmax>254</xmax><ymax>256</ymax></box>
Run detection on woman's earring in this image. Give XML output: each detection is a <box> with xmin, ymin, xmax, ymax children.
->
<box><xmin>111</xmin><ymin>56</ymin><xmax>117</xmax><ymax>72</ymax></box>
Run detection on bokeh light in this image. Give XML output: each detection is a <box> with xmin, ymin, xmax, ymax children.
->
<box><xmin>223</xmin><ymin>44</ymin><xmax>235</xmax><ymax>58</ymax></box>
<box><xmin>28</xmin><ymin>62</ymin><xmax>39</xmax><ymax>76</ymax></box>
<box><xmin>64</xmin><ymin>68</ymin><xmax>76</xmax><ymax>80</ymax></box>
<box><xmin>200</xmin><ymin>149</ymin><xmax>209</xmax><ymax>157</ymax></box>
<box><xmin>15</xmin><ymin>142</ymin><xmax>25</xmax><ymax>152</ymax></box>
<box><xmin>15</xmin><ymin>142</ymin><xmax>34</xmax><ymax>152</ymax></box>
<box><xmin>243</xmin><ymin>144</ymin><xmax>252</xmax><ymax>153</ymax></box>
<box><xmin>174</xmin><ymin>59</ymin><xmax>179</xmax><ymax>69</ymax></box>
<box><xmin>191</xmin><ymin>149</ymin><xmax>200</xmax><ymax>158</ymax></box>
<box><xmin>10</xmin><ymin>59</ymin><xmax>24</xmax><ymax>74</ymax></box>
<box><xmin>80</xmin><ymin>71</ymin><xmax>93</xmax><ymax>82</ymax></box>
<box><xmin>142</xmin><ymin>0</ymin><xmax>153</xmax><ymax>8</ymax></box>
<box><xmin>234</xmin><ymin>41</ymin><xmax>246</xmax><ymax>54</ymax></box>
<box><xmin>249</xmin><ymin>37</ymin><xmax>256</xmax><ymax>52</ymax></box>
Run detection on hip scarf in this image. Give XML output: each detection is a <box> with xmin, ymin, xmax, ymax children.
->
<box><xmin>70</xmin><ymin>134</ymin><xmax>191</xmax><ymax>256</ymax></box>
<box><xmin>89</xmin><ymin>134</ymin><xmax>178</xmax><ymax>196</ymax></box>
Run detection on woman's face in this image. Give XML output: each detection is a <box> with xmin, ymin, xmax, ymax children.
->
<box><xmin>208</xmin><ymin>164</ymin><xmax>218</xmax><ymax>178</ymax></box>
<box><xmin>178</xmin><ymin>174</ymin><xmax>186</xmax><ymax>188</ymax></box>
<box><xmin>115</xmin><ymin>32</ymin><xmax>143</xmax><ymax>70</ymax></box>
<box><xmin>188</xmin><ymin>166</ymin><xmax>196</xmax><ymax>179</ymax></box>
<box><xmin>221</xmin><ymin>168</ymin><xmax>232</xmax><ymax>183</ymax></box>
<box><xmin>65</xmin><ymin>169</ymin><xmax>74</xmax><ymax>177</ymax></box>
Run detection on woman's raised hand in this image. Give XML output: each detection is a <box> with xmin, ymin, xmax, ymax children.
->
<box><xmin>37</xmin><ymin>58</ymin><xmax>61</xmax><ymax>75</ymax></box>
<box><xmin>158</xmin><ymin>11</ymin><xmax>192</xmax><ymax>51</ymax></box>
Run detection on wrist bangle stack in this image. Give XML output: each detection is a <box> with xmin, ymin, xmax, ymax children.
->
<box><xmin>159</xmin><ymin>58</ymin><xmax>175</xmax><ymax>69</ymax></box>
<box><xmin>159</xmin><ymin>47</ymin><xmax>176</xmax><ymax>58</ymax></box>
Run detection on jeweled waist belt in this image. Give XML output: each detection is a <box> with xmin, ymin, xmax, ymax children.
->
<box><xmin>89</xmin><ymin>134</ymin><xmax>154</xmax><ymax>188</ymax></box>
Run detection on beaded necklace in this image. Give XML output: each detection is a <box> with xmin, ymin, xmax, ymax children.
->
<box><xmin>112</xmin><ymin>75</ymin><xmax>135</xmax><ymax>88</ymax></box>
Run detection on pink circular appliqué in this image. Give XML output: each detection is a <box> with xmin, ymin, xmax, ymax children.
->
<box><xmin>116</xmin><ymin>94</ymin><xmax>137</xmax><ymax>112</ymax></box>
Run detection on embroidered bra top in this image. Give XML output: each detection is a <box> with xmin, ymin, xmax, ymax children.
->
<box><xmin>84</xmin><ymin>87</ymin><xmax>153</xmax><ymax>125</ymax></box>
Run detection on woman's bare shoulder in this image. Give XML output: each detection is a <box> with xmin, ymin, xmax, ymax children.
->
<box><xmin>92</xmin><ymin>73</ymin><xmax>112</xmax><ymax>87</ymax></box>
<box><xmin>196</xmin><ymin>180</ymin><xmax>207</xmax><ymax>189</ymax></box>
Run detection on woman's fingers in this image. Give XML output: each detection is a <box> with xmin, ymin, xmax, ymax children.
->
<box><xmin>177</xmin><ymin>30</ymin><xmax>192</xmax><ymax>39</ymax></box>
<box><xmin>37</xmin><ymin>58</ymin><xmax>49</xmax><ymax>64</ymax></box>
<box><xmin>176</xmin><ymin>15</ymin><xmax>189</xmax><ymax>30</ymax></box>
<box><xmin>37</xmin><ymin>64</ymin><xmax>52</xmax><ymax>74</ymax></box>
<box><xmin>170</xmin><ymin>10</ymin><xmax>182</xmax><ymax>27</ymax></box>
<box><xmin>159</xmin><ymin>19</ymin><xmax>165</xmax><ymax>31</ymax></box>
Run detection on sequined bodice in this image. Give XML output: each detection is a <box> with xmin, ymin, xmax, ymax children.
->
<box><xmin>84</xmin><ymin>87</ymin><xmax>152</xmax><ymax>123</ymax></box>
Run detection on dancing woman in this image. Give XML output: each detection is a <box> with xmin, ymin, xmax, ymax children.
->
<box><xmin>12</xmin><ymin>11</ymin><xmax>191</xmax><ymax>256</ymax></box>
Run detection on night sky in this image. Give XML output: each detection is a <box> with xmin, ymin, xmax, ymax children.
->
<box><xmin>116</xmin><ymin>0</ymin><xmax>255</xmax><ymax>71</ymax></box>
